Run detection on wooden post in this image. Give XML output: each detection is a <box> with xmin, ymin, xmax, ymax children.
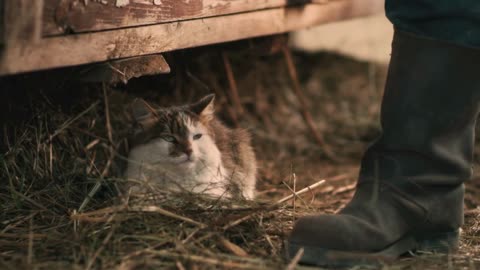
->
<box><xmin>1</xmin><ymin>0</ymin><xmax>43</xmax><ymax>74</ymax></box>
<box><xmin>0</xmin><ymin>1</ymin><xmax>4</xmax><ymax>48</ymax></box>
<box><xmin>4</xmin><ymin>0</ymin><xmax>43</xmax><ymax>43</ymax></box>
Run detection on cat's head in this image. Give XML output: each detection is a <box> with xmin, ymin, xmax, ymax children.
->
<box><xmin>129</xmin><ymin>94</ymin><xmax>217</xmax><ymax>167</ymax></box>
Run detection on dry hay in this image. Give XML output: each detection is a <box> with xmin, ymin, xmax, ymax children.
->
<box><xmin>1</xmin><ymin>46</ymin><xmax>479</xmax><ymax>269</ymax></box>
<box><xmin>0</xmin><ymin>85</ymin><xmax>299</xmax><ymax>269</ymax></box>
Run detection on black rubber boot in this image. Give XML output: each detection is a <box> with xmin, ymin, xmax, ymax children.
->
<box><xmin>287</xmin><ymin>29</ymin><xmax>480</xmax><ymax>267</ymax></box>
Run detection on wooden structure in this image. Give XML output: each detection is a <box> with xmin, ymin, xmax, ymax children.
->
<box><xmin>0</xmin><ymin>0</ymin><xmax>383</xmax><ymax>76</ymax></box>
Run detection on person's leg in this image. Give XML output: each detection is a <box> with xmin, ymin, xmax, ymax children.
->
<box><xmin>386</xmin><ymin>0</ymin><xmax>480</xmax><ymax>48</ymax></box>
<box><xmin>287</xmin><ymin>2</ymin><xmax>480</xmax><ymax>266</ymax></box>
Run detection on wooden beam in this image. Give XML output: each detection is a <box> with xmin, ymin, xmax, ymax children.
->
<box><xmin>1</xmin><ymin>0</ymin><xmax>44</xmax><ymax>71</ymax></box>
<box><xmin>0</xmin><ymin>1</ymin><xmax>4</xmax><ymax>48</ymax></box>
<box><xmin>4</xmin><ymin>0</ymin><xmax>43</xmax><ymax>43</ymax></box>
<box><xmin>0</xmin><ymin>0</ymin><xmax>383</xmax><ymax>75</ymax></box>
<box><xmin>43</xmin><ymin>0</ymin><xmax>301</xmax><ymax>36</ymax></box>
<box><xmin>77</xmin><ymin>54</ymin><xmax>171</xmax><ymax>84</ymax></box>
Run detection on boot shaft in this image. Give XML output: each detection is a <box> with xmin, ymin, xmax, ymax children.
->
<box><xmin>358</xmin><ymin>30</ymin><xmax>480</xmax><ymax>228</ymax></box>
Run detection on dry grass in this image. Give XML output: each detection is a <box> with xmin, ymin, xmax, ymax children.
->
<box><xmin>1</xmin><ymin>45</ymin><xmax>479</xmax><ymax>269</ymax></box>
<box><xmin>0</xmin><ymin>85</ymin><xmax>295</xmax><ymax>269</ymax></box>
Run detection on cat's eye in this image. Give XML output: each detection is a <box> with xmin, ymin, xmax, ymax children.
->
<box><xmin>193</xmin><ymin>134</ymin><xmax>203</xmax><ymax>140</ymax></box>
<box><xmin>163</xmin><ymin>135</ymin><xmax>176</xmax><ymax>143</ymax></box>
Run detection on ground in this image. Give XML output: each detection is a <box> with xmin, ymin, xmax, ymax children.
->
<box><xmin>0</xmin><ymin>35</ymin><xmax>479</xmax><ymax>269</ymax></box>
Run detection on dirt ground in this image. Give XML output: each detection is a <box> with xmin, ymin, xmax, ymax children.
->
<box><xmin>1</xmin><ymin>34</ymin><xmax>479</xmax><ymax>269</ymax></box>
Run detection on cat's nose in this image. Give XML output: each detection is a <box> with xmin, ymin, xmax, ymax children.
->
<box><xmin>185</xmin><ymin>148</ymin><xmax>193</xmax><ymax>157</ymax></box>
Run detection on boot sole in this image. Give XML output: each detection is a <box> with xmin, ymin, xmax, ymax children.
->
<box><xmin>287</xmin><ymin>230</ymin><xmax>459</xmax><ymax>267</ymax></box>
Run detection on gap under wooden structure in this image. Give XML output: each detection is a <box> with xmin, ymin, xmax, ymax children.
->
<box><xmin>0</xmin><ymin>0</ymin><xmax>383</xmax><ymax>76</ymax></box>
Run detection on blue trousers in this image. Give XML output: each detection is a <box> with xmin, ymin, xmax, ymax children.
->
<box><xmin>386</xmin><ymin>0</ymin><xmax>480</xmax><ymax>47</ymax></box>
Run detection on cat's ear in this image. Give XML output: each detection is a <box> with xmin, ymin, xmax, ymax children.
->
<box><xmin>191</xmin><ymin>94</ymin><xmax>215</xmax><ymax>121</ymax></box>
<box><xmin>131</xmin><ymin>98</ymin><xmax>158</xmax><ymax>128</ymax></box>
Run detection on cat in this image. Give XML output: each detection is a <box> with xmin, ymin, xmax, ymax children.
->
<box><xmin>124</xmin><ymin>94</ymin><xmax>257</xmax><ymax>199</ymax></box>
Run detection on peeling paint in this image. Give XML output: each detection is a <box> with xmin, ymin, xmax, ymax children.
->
<box><xmin>116</xmin><ymin>0</ymin><xmax>130</xmax><ymax>7</ymax></box>
<box><xmin>106</xmin><ymin>44</ymin><xmax>117</xmax><ymax>53</ymax></box>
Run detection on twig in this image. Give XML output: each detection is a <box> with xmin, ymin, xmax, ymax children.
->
<box><xmin>223</xmin><ymin>180</ymin><xmax>325</xmax><ymax>231</ymax></box>
<box><xmin>176</xmin><ymin>261</ymin><xmax>186</xmax><ymax>270</ymax></box>
<box><xmin>85</xmin><ymin>138</ymin><xmax>100</xmax><ymax>150</ymax></box>
<box><xmin>1</xmin><ymin>212</ymin><xmax>37</xmax><ymax>234</ymax></box>
<box><xmin>205</xmin><ymin>73</ymin><xmax>240</xmax><ymax>126</ymax></box>
<box><xmin>0</xmin><ymin>233</ymin><xmax>46</xmax><ymax>239</ymax></box>
<box><xmin>219</xmin><ymin>236</ymin><xmax>249</xmax><ymax>257</ymax></box>
<box><xmin>100</xmin><ymin>144</ymin><xmax>115</xmax><ymax>177</ymax></box>
<box><xmin>254</xmin><ymin>82</ymin><xmax>275</xmax><ymax>130</ymax></box>
<box><xmin>78</xmin><ymin>155</ymin><xmax>112</xmax><ymax>213</ymax></box>
<box><xmin>282</xmin><ymin>181</ymin><xmax>309</xmax><ymax>209</ymax></box>
<box><xmin>328</xmin><ymin>173</ymin><xmax>353</xmax><ymax>182</ymax></box>
<box><xmin>129</xmin><ymin>205</ymin><xmax>207</xmax><ymax>228</ymax></box>
<box><xmin>48</xmin><ymin>101</ymin><xmax>99</xmax><ymax>142</ymax></box>
<box><xmin>48</xmin><ymin>135</ymin><xmax>53</xmax><ymax>177</ymax></box>
<box><xmin>286</xmin><ymin>248</ymin><xmax>304</xmax><ymax>270</ymax></box>
<box><xmin>264</xmin><ymin>234</ymin><xmax>277</xmax><ymax>255</ymax></box>
<box><xmin>293</xmin><ymin>173</ymin><xmax>297</xmax><ymax>220</ymax></box>
<box><xmin>185</xmin><ymin>69</ymin><xmax>211</xmax><ymax>93</ymax></box>
<box><xmin>255</xmin><ymin>187</ymin><xmax>278</xmax><ymax>196</ymax></box>
<box><xmin>86</xmin><ymin>213</ymin><xmax>117</xmax><ymax>270</ymax></box>
<box><xmin>281</xmin><ymin>46</ymin><xmax>338</xmax><ymax>161</ymax></box>
<box><xmin>221</xmin><ymin>51</ymin><xmax>244</xmax><ymax>117</ymax></box>
<box><xmin>222</xmin><ymin>212</ymin><xmax>257</xmax><ymax>231</ymax></box>
<box><xmin>73</xmin><ymin>204</ymin><xmax>207</xmax><ymax>228</ymax></box>
<box><xmin>9</xmin><ymin>189</ymin><xmax>56</xmax><ymax>215</ymax></box>
<box><xmin>103</xmin><ymin>83</ymin><xmax>114</xmax><ymax>145</ymax></box>
<box><xmin>73</xmin><ymin>209</ymin><xmax>78</xmax><ymax>233</ymax></box>
<box><xmin>107</xmin><ymin>62</ymin><xmax>126</xmax><ymax>77</ymax></box>
<box><xmin>332</xmin><ymin>182</ymin><xmax>356</xmax><ymax>195</ymax></box>
<box><xmin>120</xmin><ymin>239</ymin><xmax>170</xmax><ymax>263</ymax></box>
<box><xmin>27</xmin><ymin>217</ymin><xmax>34</xmax><ymax>265</ymax></box>
<box><xmin>276</xmin><ymin>179</ymin><xmax>325</xmax><ymax>205</ymax></box>
<box><xmin>72</xmin><ymin>205</ymin><xmax>124</xmax><ymax>218</ymax></box>
<box><xmin>86</xmin><ymin>151</ymin><xmax>97</xmax><ymax>175</ymax></box>
<box><xmin>78</xmin><ymin>86</ymin><xmax>115</xmax><ymax>213</ymax></box>
<box><xmin>181</xmin><ymin>227</ymin><xmax>201</xmax><ymax>244</ymax></box>
<box><xmin>146</xmin><ymin>250</ymin><xmax>264</xmax><ymax>269</ymax></box>
<box><xmin>465</xmin><ymin>207</ymin><xmax>480</xmax><ymax>216</ymax></box>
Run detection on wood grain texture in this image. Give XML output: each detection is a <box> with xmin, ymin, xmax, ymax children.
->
<box><xmin>4</xmin><ymin>0</ymin><xmax>43</xmax><ymax>42</ymax></box>
<box><xmin>0</xmin><ymin>1</ymin><xmax>5</xmax><ymax>47</ymax></box>
<box><xmin>43</xmin><ymin>0</ymin><xmax>301</xmax><ymax>36</ymax></box>
<box><xmin>0</xmin><ymin>0</ymin><xmax>383</xmax><ymax>75</ymax></box>
<box><xmin>78</xmin><ymin>54</ymin><xmax>171</xmax><ymax>84</ymax></box>
<box><xmin>1</xmin><ymin>0</ymin><xmax>43</xmax><ymax>70</ymax></box>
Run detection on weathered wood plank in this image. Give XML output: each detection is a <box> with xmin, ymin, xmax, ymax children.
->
<box><xmin>78</xmin><ymin>54</ymin><xmax>171</xmax><ymax>84</ymax></box>
<box><xmin>0</xmin><ymin>0</ymin><xmax>383</xmax><ymax>75</ymax></box>
<box><xmin>43</xmin><ymin>0</ymin><xmax>305</xmax><ymax>36</ymax></box>
<box><xmin>0</xmin><ymin>1</ymin><xmax>5</xmax><ymax>47</ymax></box>
<box><xmin>1</xmin><ymin>0</ymin><xmax>43</xmax><ymax>70</ymax></box>
<box><xmin>4</xmin><ymin>0</ymin><xmax>43</xmax><ymax>42</ymax></box>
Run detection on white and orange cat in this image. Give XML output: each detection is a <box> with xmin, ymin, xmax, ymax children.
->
<box><xmin>125</xmin><ymin>94</ymin><xmax>256</xmax><ymax>199</ymax></box>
